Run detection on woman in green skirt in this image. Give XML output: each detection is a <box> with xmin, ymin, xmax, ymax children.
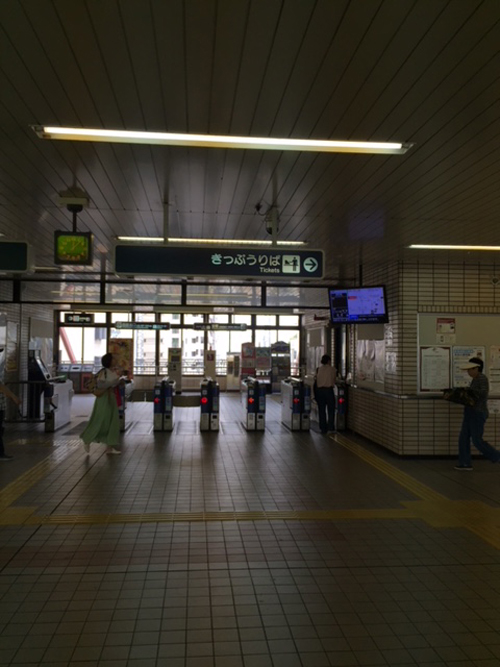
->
<box><xmin>81</xmin><ymin>353</ymin><xmax>123</xmax><ymax>455</ymax></box>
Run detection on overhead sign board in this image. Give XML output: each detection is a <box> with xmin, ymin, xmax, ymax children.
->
<box><xmin>114</xmin><ymin>245</ymin><xmax>324</xmax><ymax>279</ymax></box>
<box><xmin>193</xmin><ymin>323</ymin><xmax>248</xmax><ymax>331</ymax></box>
<box><xmin>115</xmin><ymin>322</ymin><xmax>171</xmax><ymax>330</ymax></box>
<box><xmin>0</xmin><ymin>241</ymin><xmax>30</xmax><ymax>273</ymax></box>
<box><xmin>64</xmin><ymin>313</ymin><xmax>94</xmax><ymax>324</ymax></box>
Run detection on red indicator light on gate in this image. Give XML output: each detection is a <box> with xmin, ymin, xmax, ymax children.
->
<box><xmin>248</xmin><ymin>397</ymin><xmax>255</xmax><ymax>404</ymax></box>
<box><xmin>201</xmin><ymin>397</ymin><xmax>208</xmax><ymax>404</ymax></box>
<box><xmin>154</xmin><ymin>397</ymin><xmax>160</xmax><ymax>404</ymax></box>
<box><xmin>293</xmin><ymin>398</ymin><xmax>300</xmax><ymax>404</ymax></box>
<box><xmin>339</xmin><ymin>398</ymin><xmax>345</xmax><ymax>404</ymax></box>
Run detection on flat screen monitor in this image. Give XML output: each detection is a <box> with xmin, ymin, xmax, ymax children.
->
<box><xmin>328</xmin><ymin>286</ymin><xmax>388</xmax><ymax>324</ymax></box>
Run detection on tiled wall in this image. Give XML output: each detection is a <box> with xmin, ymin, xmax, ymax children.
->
<box><xmin>348</xmin><ymin>261</ymin><xmax>500</xmax><ymax>455</ymax></box>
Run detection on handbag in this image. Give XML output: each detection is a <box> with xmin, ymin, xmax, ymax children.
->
<box><xmin>442</xmin><ymin>387</ymin><xmax>477</xmax><ymax>407</ymax></box>
<box><xmin>84</xmin><ymin>370</ymin><xmax>108</xmax><ymax>398</ymax></box>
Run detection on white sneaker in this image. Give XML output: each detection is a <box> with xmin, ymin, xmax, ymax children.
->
<box><xmin>106</xmin><ymin>448</ymin><xmax>121</xmax><ymax>455</ymax></box>
<box><xmin>83</xmin><ymin>441</ymin><xmax>90</xmax><ymax>453</ymax></box>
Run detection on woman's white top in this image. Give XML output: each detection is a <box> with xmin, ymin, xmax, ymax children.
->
<box><xmin>96</xmin><ymin>368</ymin><xmax>120</xmax><ymax>390</ymax></box>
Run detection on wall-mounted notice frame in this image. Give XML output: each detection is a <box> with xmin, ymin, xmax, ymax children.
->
<box><xmin>419</xmin><ymin>346</ymin><xmax>450</xmax><ymax>392</ymax></box>
<box><xmin>418</xmin><ymin>314</ymin><xmax>500</xmax><ymax>396</ymax></box>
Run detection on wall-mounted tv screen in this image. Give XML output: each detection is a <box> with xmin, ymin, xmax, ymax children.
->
<box><xmin>328</xmin><ymin>286</ymin><xmax>388</xmax><ymax>324</ymax></box>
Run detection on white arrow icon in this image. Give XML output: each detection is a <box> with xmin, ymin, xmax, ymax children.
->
<box><xmin>304</xmin><ymin>257</ymin><xmax>319</xmax><ymax>272</ymax></box>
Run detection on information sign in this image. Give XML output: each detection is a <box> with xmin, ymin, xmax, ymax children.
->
<box><xmin>193</xmin><ymin>323</ymin><xmax>247</xmax><ymax>331</ymax></box>
<box><xmin>114</xmin><ymin>322</ymin><xmax>171</xmax><ymax>330</ymax></box>
<box><xmin>64</xmin><ymin>313</ymin><xmax>94</xmax><ymax>324</ymax></box>
<box><xmin>114</xmin><ymin>244</ymin><xmax>323</xmax><ymax>279</ymax></box>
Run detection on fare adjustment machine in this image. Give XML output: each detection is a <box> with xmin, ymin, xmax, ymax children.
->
<box><xmin>241</xmin><ymin>377</ymin><xmax>267</xmax><ymax>430</ymax></box>
<box><xmin>200</xmin><ymin>378</ymin><xmax>219</xmax><ymax>431</ymax></box>
<box><xmin>281</xmin><ymin>377</ymin><xmax>311</xmax><ymax>431</ymax></box>
<box><xmin>153</xmin><ymin>378</ymin><xmax>176</xmax><ymax>431</ymax></box>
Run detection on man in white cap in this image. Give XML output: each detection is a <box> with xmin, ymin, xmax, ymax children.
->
<box><xmin>455</xmin><ymin>356</ymin><xmax>500</xmax><ymax>470</ymax></box>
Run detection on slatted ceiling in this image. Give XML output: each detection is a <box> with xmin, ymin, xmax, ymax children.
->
<box><xmin>1</xmin><ymin>1</ymin><xmax>500</xmax><ymax>275</ymax></box>
<box><xmin>152</xmin><ymin>2</ymin><xmax>188</xmax><ymax>133</ymax></box>
<box><xmin>248</xmin><ymin>2</ymin><xmax>313</xmax><ymax>137</ymax></box>
<box><xmin>184</xmin><ymin>2</ymin><xmax>215</xmax><ymax>134</ymax></box>
<box><xmin>229</xmin><ymin>4</ymin><xmax>283</xmax><ymax>136</ymax></box>
<box><xmin>271</xmin><ymin>2</ymin><xmax>346</xmax><ymax>136</ymax></box>
<box><xmin>209</xmin><ymin>2</ymin><xmax>249</xmax><ymax>134</ymax></box>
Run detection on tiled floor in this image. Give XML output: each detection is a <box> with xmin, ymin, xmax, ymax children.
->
<box><xmin>1</xmin><ymin>395</ymin><xmax>500</xmax><ymax>666</ymax></box>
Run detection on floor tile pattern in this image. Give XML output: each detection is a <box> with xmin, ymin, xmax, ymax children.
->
<box><xmin>1</xmin><ymin>396</ymin><xmax>500</xmax><ymax>666</ymax></box>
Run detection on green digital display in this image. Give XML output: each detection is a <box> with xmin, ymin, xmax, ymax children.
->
<box><xmin>54</xmin><ymin>231</ymin><xmax>93</xmax><ymax>265</ymax></box>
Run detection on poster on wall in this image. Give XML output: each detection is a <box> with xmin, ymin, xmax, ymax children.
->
<box><xmin>109</xmin><ymin>339</ymin><xmax>134</xmax><ymax>377</ymax></box>
<box><xmin>488</xmin><ymin>400</ymin><xmax>500</xmax><ymax>415</ymax></box>
<box><xmin>356</xmin><ymin>340</ymin><xmax>375</xmax><ymax>382</ymax></box>
<box><xmin>452</xmin><ymin>346</ymin><xmax>486</xmax><ymax>388</ymax></box>
<box><xmin>436</xmin><ymin>318</ymin><xmax>456</xmax><ymax>344</ymax></box>
<box><xmin>375</xmin><ymin>341</ymin><xmax>385</xmax><ymax>383</ymax></box>
<box><xmin>385</xmin><ymin>351</ymin><xmax>397</xmax><ymax>375</ymax></box>
<box><xmin>255</xmin><ymin>347</ymin><xmax>271</xmax><ymax>371</ymax></box>
<box><xmin>488</xmin><ymin>346</ymin><xmax>500</xmax><ymax>395</ymax></box>
<box><xmin>420</xmin><ymin>346</ymin><xmax>450</xmax><ymax>391</ymax></box>
<box><xmin>6</xmin><ymin>322</ymin><xmax>18</xmax><ymax>373</ymax></box>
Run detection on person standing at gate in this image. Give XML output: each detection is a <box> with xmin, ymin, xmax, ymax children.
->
<box><xmin>455</xmin><ymin>357</ymin><xmax>500</xmax><ymax>470</ymax></box>
<box><xmin>314</xmin><ymin>354</ymin><xmax>337</xmax><ymax>434</ymax></box>
<box><xmin>81</xmin><ymin>353</ymin><xmax>124</xmax><ymax>455</ymax></box>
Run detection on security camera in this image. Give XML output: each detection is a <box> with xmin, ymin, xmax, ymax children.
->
<box><xmin>265</xmin><ymin>207</ymin><xmax>279</xmax><ymax>235</ymax></box>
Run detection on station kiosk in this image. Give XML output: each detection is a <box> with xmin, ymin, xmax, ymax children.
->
<box><xmin>281</xmin><ymin>377</ymin><xmax>311</xmax><ymax>431</ymax></box>
<box><xmin>153</xmin><ymin>378</ymin><xmax>176</xmax><ymax>431</ymax></box>
<box><xmin>241</xmin><ymin>377</ymin><xmax>267</xmax><ymax>430</ymax></box>
<box><xmin>200</xmin><ymin>378</ymin><xmax>219</xmax><ymax>431</ymax></box>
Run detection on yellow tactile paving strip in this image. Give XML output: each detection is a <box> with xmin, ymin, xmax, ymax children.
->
<box><xmin>2</xmin><ymin>433</ymin><xmax>500</xmax><ymax>551</ymax></box>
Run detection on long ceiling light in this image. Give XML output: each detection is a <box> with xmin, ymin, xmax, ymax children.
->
<box><xmin>410</xmin><ymin>244</ymin><xmax>500</xmax><ymax>251</ymax></box>
<box><xmin>33</xmin><ymin>126</ymin><xmax>412</xmax><ymax>155</ymax></box>
<box><xmin>116</xmin><ymin>236</ymin><xmax>306</xmax><ymax>246</ymax></box>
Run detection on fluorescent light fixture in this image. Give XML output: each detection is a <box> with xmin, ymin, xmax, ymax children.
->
<box><xmin>33</xmin><ymin>126</ymin><xmax>412</xmax><ymax>155</ymax></box>
<box><xmin>410</xmin><ymin>244</ymin><xmax>500</xmax><ymax>251</ymax></box>
<box><xmin>116</xmin><ymin>236</ymin><xmax>306</xmax><ymax>246</ymax></box>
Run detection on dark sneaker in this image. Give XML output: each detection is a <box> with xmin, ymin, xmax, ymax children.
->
<box><xmin>0</xmin><ymin>454</ymin><xmax>13</xmax><ymax>461</ymax></box>
<box><xmin>454</xmin><ymin>465</ymin><xmax>473</xmax><ymax>471</ymax></box>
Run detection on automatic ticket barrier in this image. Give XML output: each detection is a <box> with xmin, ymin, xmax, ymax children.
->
<box><xmin>153</xmin><ymin>378</ymin><xmax>176</xmax><ymax>431</ymax></box>
<box><xmin>336</xmin><ymin>381</ymin><xmax>347</xmax><ymax>431</ymax></box>
<box><xmin>200</xmin><ymin>378</ymin><xmax>219</xmax><ymax>431</ymax></box>
<box><xmin>281</xmin><ymin>378</ymin><xmax>311</xmax><ymax>431</ymax></box>
<box><xmin>43</xmin><ymin>381</ymin><xmax>73</xmax><ymax>432</ymax></box>
<box><xmin>241</xmin><ymin>378</ymin><xmax>267</xmax><ymax>430</ymax></box>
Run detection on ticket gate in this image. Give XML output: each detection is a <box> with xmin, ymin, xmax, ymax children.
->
<box><xmin>43</xmin><ymin>380</ymin><xmax>74</xmax><ymax>432</ymax></box>
<box><xmin>281</xmin><ymin>378</ymin><xmax>311</xmax><ymax>431</ymax></box>
<box><xmin>200</xmin><ymin>378</ymin><xmax>219</xmax><ymax>431</ymax></box>
<box><xmin>241</xmin><ymin>377</ymin><xmax>267</xmax><ymax>430</ymax></box>
<box><xmin>336</xmin><ymin>381</ymin><xmax>347</xmax><ymax>431</ymax></box>
<box><xmin>153</xmin><ymin>378</ymin><xmax>176</xmax><ymax>431</ymax></box>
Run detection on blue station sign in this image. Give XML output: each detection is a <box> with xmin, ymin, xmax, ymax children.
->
<box><xmin>114</xmin><ymin>245</ymin><xmax>324</xmax><ymax>279</ymax></box>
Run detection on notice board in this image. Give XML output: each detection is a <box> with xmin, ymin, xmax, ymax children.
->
<box><xmin>418</xmin><ymin>314</ymin><xmax>500</xmax><ymax>396</ymax></box>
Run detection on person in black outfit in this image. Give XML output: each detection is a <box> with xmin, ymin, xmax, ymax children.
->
<box><xmin>314</xmin><ymin>354</ymin><xmax>337</xmax><ymax>433</ymax></box>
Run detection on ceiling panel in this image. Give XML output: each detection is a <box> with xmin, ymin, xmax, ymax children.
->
<box><xmin>0</xmin><ymin>0</ymin><xmax>499</xmax><ymax>283</ymax></box>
